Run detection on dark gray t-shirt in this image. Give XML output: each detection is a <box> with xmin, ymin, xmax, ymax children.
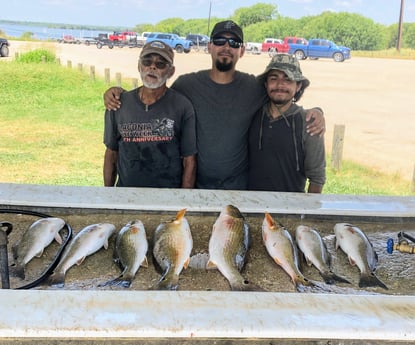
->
<box><xmin>104</xmin><ymin>88</ymin><xmax>197</xmax><ymax>188</ymax></box>
<box><xmin>172</xmin><ymin>70</ymin><xmax>266</xmax><ymax>190</ymax></box>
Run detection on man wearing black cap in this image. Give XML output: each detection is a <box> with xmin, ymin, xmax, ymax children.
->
<box><xmin>103</xmin><ymin>40</ymin><xmax>197</xmax><ymax>188</ymax></box>
<box><xmin>104</xmin><ymin>21</ymin><xmax>324</xmax><ymax>190</ymax></box>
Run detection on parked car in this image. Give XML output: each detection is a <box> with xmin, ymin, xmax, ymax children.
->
<box><xmin>287</xmin><ymin>38</ymin><xmax>351</xmax><ymax>62</ymax></box>
<box><xmin>186</xmin><ymin>34</ymin><xmax>209</xmax><ymax>47</ymax></box>
<box><xmin>245</xmin><ymin>42</ymin><xmax>262</xmax><ymax>55</ymax></box>
<box><xmin>261</xmin><ymin>38</ymin><xmax>290</xmax><ymax>56</ymax></box>
<box><xmin>283</xmin><ymin>37</ymin><xmax>308</xmax><ymax>56</ymax></box>
<box><xmin>0</xmin><ymin>38</ymin><xmax>9</xmax><ymax>57</ymax></box>
<box><xmin>146</xmin><ymin>32</ymin><xmax>192</xmax><ymax>53</ymax></box>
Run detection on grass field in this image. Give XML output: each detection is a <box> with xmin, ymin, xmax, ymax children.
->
<box><xmin>0</xmin><ymin>50</ymin><xmax>413</xmax><ymax>196</ymax></box>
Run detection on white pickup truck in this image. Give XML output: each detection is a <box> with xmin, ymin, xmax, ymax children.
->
<box><xmin>245</xmin><ymin>42</ymin><xmax>262</xmax><ymax>55</ymax></box>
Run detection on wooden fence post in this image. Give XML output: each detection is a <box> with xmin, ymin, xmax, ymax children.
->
<box><xmin>105</xmin><ymin>68</ymin><xmax>110</xmax><ymax>85</ymax></box>
<box><xmin>67</xmin><ymin>60</ymin><xmax>72</xmax><ymax>69</ymax></box>
<box><xmin>116</xmin><ymin>72</ymin><xmax>122</xmax><ymax>87</ymax></box>
<box><xmin>56</xmin><ymin>57</ymin><xmax>61</xmax><ymax>65</ymax></box>
<box><xmin>77</xmin><ymin>63</ymin><xmax>83</xmax><ymax>72</ymax></box>
<box><xmin>331</xmin><ymin>124</ymin><xmax>345</xmax><ymax>171</ymax></box>
<box><xmin>412</xmin><ymin>164</ymin><xmax>415</xmax><ymax>193</ymax></box>
<box><xmin>132</xmin><ymin>78</ymin><xmax>138</xmax><ymax>89</ymax></box>
<box><xmin>90</xmin><ymin>66</ymin><xmax>95</xmax><ymax>80</ymax></box>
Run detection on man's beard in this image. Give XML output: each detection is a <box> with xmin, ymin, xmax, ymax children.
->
<box><xmin>215</xmin><ymin>60</ymin><xmax>233</xmax><ymax>72</ymax></box>
<box><xmin>141</xmin><ymin>72</ymin><xmax>169</xmax><ymax>89</ymax></box>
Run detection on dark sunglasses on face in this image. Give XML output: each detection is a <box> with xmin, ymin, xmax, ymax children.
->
<box><xmin>140</xmin><ymin>58</ymin><xmax>170</xmax><ymax>69</ymax></box>
<box><xmin>211</xmin><ymin>37</ymin><xmax>243</xmax><ymax>49</ymax></box>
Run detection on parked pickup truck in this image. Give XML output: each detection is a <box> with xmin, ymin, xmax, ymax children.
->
<box><xmin>261</xmin><ymin>38</ymin><xmax>290</xmax><ymax>56</ymax></box>
<box><xmin>285</xmin><ymin>37</ymin><xmax>351</xmax><ymax>62</ymax></box>
<box><xmin>0</xmin><ymin>37</ymin><xmax>9</xmax><ymax>57</ymax></box>
<box><xmin>245</xmin><ymin>42</ymin><xmax>262</xmax><ymax>55</ymax></box>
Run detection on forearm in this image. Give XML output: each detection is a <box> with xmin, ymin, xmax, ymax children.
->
<box><xmin>181</xmin><ymin>155</ymin><xmax>196</xmax><ymax>188</ymax></box>
<box><xmin>307</xmin><ymin>182</ymin><xmax>323</xmax><ymax>193</ymax></box>
<box><xmin>103</xmin><ymin>148</ymin><xmax>118</xmax><ymax>187</ymax></box>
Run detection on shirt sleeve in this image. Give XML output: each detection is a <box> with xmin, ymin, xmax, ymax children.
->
<box><xmin>303</xmin><ymin>112</ymin><xmax>326</xmax><ymax>186</ymax></box>
<box><xmin>103</xmin><ymin>109</ymin><xmax>119</xmax><ymax>151</ymax></box>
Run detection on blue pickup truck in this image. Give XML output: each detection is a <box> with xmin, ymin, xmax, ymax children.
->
<box><xmin>286</xmin><ymin>37</ymin><xmax>351</xmax><ymax>62</ymax></box>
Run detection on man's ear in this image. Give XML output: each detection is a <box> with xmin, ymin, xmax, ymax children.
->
<box><xmin>167</xmin><ymin>66</ymin><xmax>176</xmax><ymax>78</ymax></box>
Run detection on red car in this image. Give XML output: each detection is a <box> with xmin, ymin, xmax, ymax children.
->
<box><xmin>261</xmin><ymin>38</ymin><xmax>290</xmax><ymax>56</ymax></box>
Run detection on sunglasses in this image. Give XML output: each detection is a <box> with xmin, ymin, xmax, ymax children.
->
<box><xmin>140</xmin><ymin>58</ymin><xmax>170</xmax><ymax>69</ymax></box>
<box><xmin>211</xmin><ymin>37</ymin><xmax>243</xmax><ymax>49</ymax></box>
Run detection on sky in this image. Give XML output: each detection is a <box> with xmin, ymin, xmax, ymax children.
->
<box><xmin>2</xmin><ymin>0</ymin><xmax>415</xmax><ymax>27</ymax></box>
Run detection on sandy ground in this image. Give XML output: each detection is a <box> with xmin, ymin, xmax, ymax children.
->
<box><xmin>8</xmin><ymin>40</ymin><xmax>415</xmax><ymax>182</ymax></box>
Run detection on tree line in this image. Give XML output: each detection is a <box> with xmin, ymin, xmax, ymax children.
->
<box><xmin>133</xmin><ymin>3</ymin><xmax>415</xmax><ymax>51</ymax></box>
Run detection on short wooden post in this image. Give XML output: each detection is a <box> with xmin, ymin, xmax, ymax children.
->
<box><xmin>90</xmin><ymin>65</ymin><xmax>95</xmax><ymax>80</ymax></box>
<box><xmin>67</xmin><ymin>60</ymin><xmax>72</xmax><ymax>69</ymax></box>
<box><xmin>132</xmin><ymin>78</ymin><xmax>138</xmax><ymax>89</ymax></box>
<box><xmin>105</xmin><ymin>68</ymin><xmax>110</xmax><ymax>85</ymax></box>
<box><xmin>56</xmin><ymin>57</ymin><xmax>61</xmax><ymax>65</ymax></box>
<box><xmin>411</xmin><ymin>164</ymin><xmax>415</xmax><ymax>193</ymax></box>
<box><xmin>331</xmin><ymin>124</ymin><xmax>345</xmax><ymax>171</ymax></box>
<box><xmin>41</xmin><ymin>56</ymin><xmax>46</xmax><ymax>63</ymax></box>
<box><xmin>14</xmin><ymin>52</ymin><xmax>19</xmax><ymax>59</ymax></box>
<box><xmin>116</xmin><ymin>72</ymin><xmax>122</xmax><ymax>87</ymax></box>
<box><xmin>77</xmin><ymin>63</ymin><xmax>83</xmax><ymax>72</ymax></box>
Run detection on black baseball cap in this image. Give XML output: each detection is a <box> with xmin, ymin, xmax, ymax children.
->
<box><xmin>210</xmin><ymin>20</ymin><xmax>243</xmax><ymax>42</ymax></box>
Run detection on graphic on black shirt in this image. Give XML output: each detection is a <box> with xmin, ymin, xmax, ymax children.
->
<box><xmin>118</xmin><ymin>118</ymin><xmax>175</xmax><ymax>143</ymax></box>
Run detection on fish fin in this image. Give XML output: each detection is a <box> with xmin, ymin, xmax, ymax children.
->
<box><xmin>304</xmin><ymin>256</ymin><xmax>313</xmax><ymax>267</ymax></box>
<box><xmin>76</xmin><ymin>256</ymin><xmax>86</xmax><ymax>266</ymax></box>
<box><xmin>175</xmin><ymin>208</ymin><xmax>187</xmax><ymax>221</ymax></box>
<box><xmin>348</xmin><ymin>256</ymin><xmax>356</xmax><ymax>266</ymax></box>
<box><xmin>359</xmin><ymin>272</ymin><xmax>388</xmax><ymax>290</ymax></box>
<box><xmin>264</xmin><ymin>213</ymin><xmax>275</xmax><ymax>229</ymax></box>
<box><xmin>55</xmin><ymin>232</ymin><xmax>63</xmax><ymax>245</ymax></box>
<box><xmin>183</xmin><ymin>257</ymin><xmax>190</xmax><ymax>269</ymax></box>
<box><xmin>206</xmin><ymin>260</ymin><xmax>217</xmax><ymax>270</ymax></box>
<box><xmin>320</xmin><ymin>271</ymin><xmax>351</xmax><ymax>285</ymax></box>
<box><xmin>48</xmin><ymin>272</ymin><xmax>66</xmax><ymax>288</ymax></box>
<box><xmin>103</xmin><ymin>238</ymin><xmax>109</xmax><ymax>250</ymax></box>
<box><xmin>35</xmin><ymin>248</ymin><xmax>44</xmax><ymax>258</ymax></box>
<box><xmin>141</xmin><ymin>256</ymin><xmax>149</xmax><ymax>268</ymax></box>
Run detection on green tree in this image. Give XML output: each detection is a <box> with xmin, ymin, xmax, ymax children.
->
<box><xmin>233</xmin><ymin>3</ymin><xmax>278</xmax><ymax>27</ymax></box>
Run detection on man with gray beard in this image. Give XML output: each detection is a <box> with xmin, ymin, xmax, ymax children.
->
<box><xmin>103</xmin><ymin>41</ymin><xmax>197</xmax><ymax>188</ymax></box>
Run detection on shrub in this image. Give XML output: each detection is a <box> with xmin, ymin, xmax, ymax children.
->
<box><xmin>16</xmin><ymin>49</ymin><xmax>56</xmax><ymax>63</ymax></box>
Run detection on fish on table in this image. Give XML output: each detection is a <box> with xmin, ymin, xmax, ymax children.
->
<box><xmin>295</xmin><ymin>225</ymin><xmax>350</xmax><ymax>285</ymax></box>
<box><xmin>334</xmin><ymin>223</ymin><xmax>388</xmax><ymax>290</ymax></box>
<box><xmin>207</xmin><ymin>205</ymin><xmax>262</xmax><ymax>291</ymax></box>
<box><xmin>99</xmin><ymin>220</ymin><xmax>148</xmax><ymax>288</ymax></box>
<box><xmin>12</xmin><ymin>217</ymin><xmax>65</xmax><ymax>279</ymax></box>
<box><xmin>262</xmin><ymin>213</ymin><xmax>312</xmax><ymax>291</ymax></box>
<box><xmin>48</xmin><ymin>223</ymin><xmax>116</xmax><ymax>287</ymax></box>
<box><xmin>151</xmin><ymin>208</ymin><xmax>193</xmax><ymax>290</ymax></box>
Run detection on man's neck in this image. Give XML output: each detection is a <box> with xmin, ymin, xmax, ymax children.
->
<box><xmin>209</xmin><ymin>68</ymin><xmax>237</xmax><ymax>84</ymax></box>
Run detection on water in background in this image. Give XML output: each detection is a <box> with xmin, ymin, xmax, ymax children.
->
<box><xmin>0</xmin><ymin>22</ymin><xmax>110</xmax><ymax>40</ymax></box>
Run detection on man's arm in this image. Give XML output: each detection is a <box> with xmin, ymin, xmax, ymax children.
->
<box><xmin>305</xmin><ymin>107</ymin><xmax>325</xmax><ymax>137</ymax></box>
<box><xmin>307</xmin><ymin>182</ymin><xmax>323</xmax><ymax>193</ymax></box>
<box><xmin>181</xmin><ymin>155</ymin><xmax>197</xmax><ymax>188</ymax></box>
<box><xmin>103</xmin><ymin>148</ymin><xmax>118</xmax><ymax>186</ymax></box>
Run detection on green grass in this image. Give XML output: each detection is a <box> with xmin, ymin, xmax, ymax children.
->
<box><xmin>0</xmin><ymin>50</ymin><xmax>413</xmax><ymax>195</ymax></box>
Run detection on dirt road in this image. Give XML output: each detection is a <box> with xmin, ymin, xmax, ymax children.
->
<box><xmin>9</xmin><ymin>41</ymin><xmax>415</xmax><ymax>182</ymax></box>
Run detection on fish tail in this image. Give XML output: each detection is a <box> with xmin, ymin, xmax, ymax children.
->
<box><xmin>320</xmin><ymin>271</ymin><xmax>351</xmax><ymax>285</ymax></box>
<box><xmin>359</xmin><ymin>272</ymin><xmax>388</xmax><ymax>290</ymax></box>
<box><xmin>14</xmin><ymin>263</ymin><xmax>26</xmax><ymax>280</ymax></box>
<box><xmin>48</xmin><ymin>271</ymin><xmax>66</xmax><ymax>288</ymax></box>
<box><xmin>150</xmin><ymin>273</ymin><xmax>180</xmax><ymax>290</ymax></box>
<box><xmin>98</xmin><ymin>276</ymin><xmax>132</xmax><ymax>288</ymax></box>
<box><xmin>294</xmin><ymin>274</ymin><xmax>314</xmax><ymax>291</ymax></box>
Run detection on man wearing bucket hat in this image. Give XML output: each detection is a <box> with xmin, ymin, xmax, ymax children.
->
<box><xmin>103</xmin><ymin>40</ymin><xmax>197</xmax><ymax>188</ymax></box>
<box><xmin>248</xmin><ymin>54</ymin><xmax>326</xmax><ymax>193</ymax></box>
<box><xmin>104</xmin><ymin>21</ymin><xmax>325</xmax><ymax>190</ymax></box>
